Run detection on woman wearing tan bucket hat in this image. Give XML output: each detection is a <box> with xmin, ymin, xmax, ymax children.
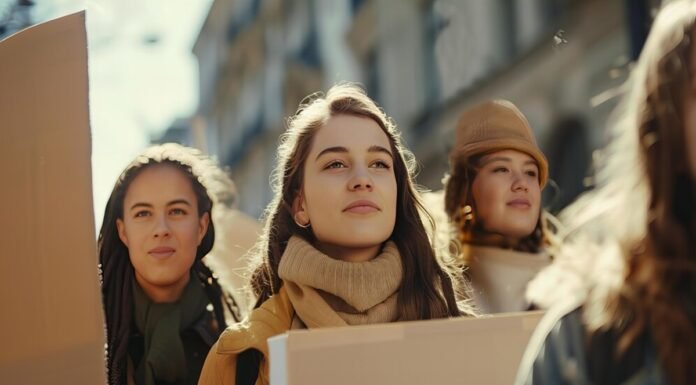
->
<box><xmin>441</xmin><ymin>99</ymin><xmax>558</xmax><ymax>314</ymax></box>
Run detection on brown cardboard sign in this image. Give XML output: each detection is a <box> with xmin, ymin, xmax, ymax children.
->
<box><xmin>269</xmin><ymin>311</ymin><xmax>543</xmax><ymax>385</ymax></box>
<box><xmin>0</xmin><ymin>11</ymin><xmax>107</xmax><ymax>384</ymax></box>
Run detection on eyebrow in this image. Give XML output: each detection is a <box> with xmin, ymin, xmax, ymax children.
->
<box><xmin>369</xmin><ymin>145</ymin><xmax>394</xmax><ymax>159</ymax></box>
<box><xmin>129</xmin><ymin>199</ymin><xmax>192</xmax><ymax>211</ymax></box>
<box><xmin>315</xmin><ymin>145</ymin><xmax>393</xmax><ymax>161</ymax></box>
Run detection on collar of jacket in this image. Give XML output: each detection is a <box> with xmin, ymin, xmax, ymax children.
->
<box><xmin>215</xmin><ymin>286</ymin><xmax>294</xmax><ymax>356</ymax></box>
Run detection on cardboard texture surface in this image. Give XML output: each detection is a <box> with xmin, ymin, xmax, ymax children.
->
<box><xmin>0</xmin><ymin>12</ymin><xmax>107</xmax><ymax>384</ymax></box>
<box><xmin>269</xmin><ymin>311</ymin><xmax>543</xmax><ymax>385</ymax></box>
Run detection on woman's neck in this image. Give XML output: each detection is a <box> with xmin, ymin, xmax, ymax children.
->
<box><xmin>313</xmin><ymin>241</ymin><xmax>381</xmax><ymax>262</ymax></box>
<box><xmin>134</xmin><ymin>272</ymin><xmax>189</xmax><ymax>303</ymax></box>
<box><xmin>466</xmin><ymin>229</ymin><xmax>523</xmax><ymax>250</ymax></box>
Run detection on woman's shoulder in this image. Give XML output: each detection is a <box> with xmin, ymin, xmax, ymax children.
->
<box><xmin>216</xmin><ymin>286</ymin><xmax>295</xmax><ymax>355</ymax></box>
<box><xmin>199</xmin><ymin>288</ymin><xmax>295</xmax><ymax>385</ymax></box>
<box><xmin>517</xmin><ymin>299</ymin><xmax>666</xmax><ymax>385</ymax></box>
<box><xmin>515</xmin><ymin>299</ymin><xmax>590</xmax><ymax>385</ymax></box>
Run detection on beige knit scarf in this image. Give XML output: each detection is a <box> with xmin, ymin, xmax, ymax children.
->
<box><xmin>278</xmin><ymin>235</ymin><xmax>403</xmax><ymax>327</ymax></box>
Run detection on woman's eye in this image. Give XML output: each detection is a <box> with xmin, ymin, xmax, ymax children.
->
<box><xmin>493</xmin><ymin>167</ymin><xmax>509</xmax><ymax>173</ymax></box>
<box><xmin>371</xmin><ymin>160</ymin><xmax>391</xmax><ymax>169</ymax></box>
<box><xmin>134</xmin><ymin>210</ymin><xmax>150</xmax><ymax>218</ymax></box>
<box><xmin>325</xmin><ymin>161</ymin><xmax>346</xmax><ymax>169</ymax></box>
<box><xmin>525</xmin><ymin>170</ymin><xmax>538</xmax><ymax>178</ymax></box>
<box><xmin>170</xmin><ymin>208</ymin><xmax>187</xmax><ymax>215</ymax></box>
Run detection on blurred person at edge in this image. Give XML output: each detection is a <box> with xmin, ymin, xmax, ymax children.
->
<box><xmin>516</xmin><ymin>1</ymin><xmax>696</xmax><ymax>384</ymax></box>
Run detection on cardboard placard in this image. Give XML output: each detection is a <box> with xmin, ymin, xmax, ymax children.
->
<box><xmin>0</xmin><ymin>11</ymin><xmax>107</xmax><ymax>384</ymax></box>
<box><xmin>269</xmin><ymin>311</ymin><xmax>543</xmax><ymax>385</ymax></box>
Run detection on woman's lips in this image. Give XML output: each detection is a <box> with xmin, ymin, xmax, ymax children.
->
<box><xmin>148</xmin><ymin>246</ymin><xmax>175</xmax><ymax>258</ymax></box>
<box><xmin>507</xmin><ymin>199</ymin><xmax>531</xmax><ymax>208</ymax></box>
<box><xmin>343</xmin><ymin>200</ymin><xmax>380</xmax><ymax>213</ymax></box>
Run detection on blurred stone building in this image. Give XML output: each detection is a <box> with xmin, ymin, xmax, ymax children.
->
<box><xmin>185</xmin><ymin>0</ymin><xmax>657</xmax><ymax>217</ymax></box>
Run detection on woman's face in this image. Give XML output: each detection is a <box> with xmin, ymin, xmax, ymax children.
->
<box><xmin>295</xmin><ymin>114</ymin><xmax>397</xmax><ymax>262</ymax></box>
<box><xmin>116</xmin><ymin>164</ymin><xmax>209</xmax><ymax>302</ymax></box>
<box><xmin>470</xmin><ymin>149</ymin><xmax>541</xmax><ymax>243</ymax></box>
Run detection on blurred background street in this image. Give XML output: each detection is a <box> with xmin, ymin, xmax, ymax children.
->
<box><xmin>0</xmin><ymin>0</ymin><xmax>661</xmax><ymax>222</ymax></box>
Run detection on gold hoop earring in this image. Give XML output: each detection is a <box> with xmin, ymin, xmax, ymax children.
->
<box><xmin>293</xmin><ymin>213</ymin><xmax>310</xmax><ymax>229</ymax></box>
<box><xmin>456</xmin><ymin>204</ymin><xmax>476</xmax><ymax>243</ymax></box>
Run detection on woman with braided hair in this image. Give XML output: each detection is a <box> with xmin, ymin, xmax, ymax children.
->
<box><xmin>99</xmin><ymin>143</ymin><xmax>240</xmax><ymax>385</ymax></box>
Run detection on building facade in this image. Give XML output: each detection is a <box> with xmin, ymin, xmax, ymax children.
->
<box><xmin>191</xmin><ymin>0</ymin><xmax>654</xmax><ymax>216</ymax></box>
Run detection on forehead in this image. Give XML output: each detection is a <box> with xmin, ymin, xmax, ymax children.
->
<box><xmin>124</xmin><ymin>164</ymin><xmax>196</xmax><ymax>202</ymax></box>
<box><xmin>310</xmin><ymin>114</ymin><xmax>391</xmax><ymax>153</ymax></box>
<box><xmin>480</xmin><ymin>149</ymin><xmax>536</xmax><ymax>164</ymax></box>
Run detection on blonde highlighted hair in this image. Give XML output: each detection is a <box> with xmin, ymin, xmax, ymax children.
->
<box><xmin>556</xmin><ymin>2</ymin><xmax>696</xmax><ymax>384</ymax></box>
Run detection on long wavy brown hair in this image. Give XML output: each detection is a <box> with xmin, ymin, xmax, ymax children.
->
<box><xmin>443</xmin><ymin>152</ymin><xmax>554</xmax><ymax>257</ymax></box>
<box><xmin>98</xmin><ymin>144</ymin><xmax>239</xmax><ymax>385</ymax></box>
<box><xmin>563</xmin><ymin>2</ymin><xmax>696</xmax><ymax>384</ymax></box>
<box><xmin>248</xmin><ymin>83</ymin><xmax>471</xmax><ymax>319</ymax></box>
<box><xmin>611</xmin><ymin>4</ymin><xmax>696</xmax><ymax>383</ymax></box>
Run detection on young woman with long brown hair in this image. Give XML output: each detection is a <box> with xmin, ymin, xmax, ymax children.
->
<box><xmin>199</xmin><ymin>83</ymin><xmax>471</xmax><ymax>385</ymax></box>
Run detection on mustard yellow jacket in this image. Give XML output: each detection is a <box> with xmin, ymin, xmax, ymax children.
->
<box><xmin>198</xmin><ymin>287</ymin><xmax>294</xmax><ymax>385</ymax></box>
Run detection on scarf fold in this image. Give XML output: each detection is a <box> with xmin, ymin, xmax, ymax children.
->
<box><xmin>131</xmin><ymin>273</ymin><xmax>209</xmax><ymax>385</ymax></box>
<box><xmin>278</xmin><ymin>236</ymin><xmax>403</xmax><ymax>327</ymax></box>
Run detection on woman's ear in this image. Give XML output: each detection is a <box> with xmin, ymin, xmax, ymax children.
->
<box><xmin>292</xmin><ymin>190</ymin><xmax>310</xmax><ymax>227</ymax></box>
<box><xmin>116</xmin><ymin>218</ymin><xmax>129</xmax><ymax>247</ymax></box>
<box><xmin>197</xmin><ymin>212</ymin><xmax>210</xmax><ymax>245</ymax></box>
